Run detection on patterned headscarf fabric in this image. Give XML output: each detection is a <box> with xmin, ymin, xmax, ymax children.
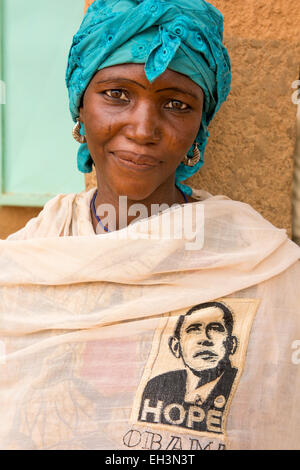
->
<box><xmin>66</xmin><ymin>0</ymin><xmax>231</xmax><ymax>195</ymax></box>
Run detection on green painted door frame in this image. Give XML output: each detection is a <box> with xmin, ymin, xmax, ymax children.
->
<box><xmin>0</xmin><ymin>0</ymin><xmax>85</xmax><ymax>207</ymax></box>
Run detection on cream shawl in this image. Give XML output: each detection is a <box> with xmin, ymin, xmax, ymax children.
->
<box><xmin>1</xmin><ymin>188</ymin><xmax>300</xmax><ymax>450</ymax></box>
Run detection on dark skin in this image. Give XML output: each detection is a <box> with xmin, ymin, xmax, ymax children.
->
<box><xmin>79</xmin><ymin>63</ymin><xmax>204</xmax><ymax>233</ymax></box>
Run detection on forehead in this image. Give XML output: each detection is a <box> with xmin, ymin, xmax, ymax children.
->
<box><xmin>181</xmin><ymin>306</ymin><xmax>226</xmax><ymax>329</ymax></box>
<box><xmin>90</xmin><ymin>63</ymin><xmax>204</xmax><ymax>98</ymax></box>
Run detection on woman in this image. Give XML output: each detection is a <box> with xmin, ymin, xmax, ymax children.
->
<box><xmin>1</xmin><ymin>0</ymin><xmax>300</xmax><ymax>450</ymax></box>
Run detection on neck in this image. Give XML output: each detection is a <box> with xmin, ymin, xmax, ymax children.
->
<box><xmin>91</xmin><ymin>175</ymin><xmax>189</xmax><ymax>233</ymax></box>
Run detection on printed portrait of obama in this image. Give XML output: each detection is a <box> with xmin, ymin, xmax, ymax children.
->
<box><xmin>138</xmin><ymin>302</ymin><xmax>238</xmax><ymax>433</ymax></box>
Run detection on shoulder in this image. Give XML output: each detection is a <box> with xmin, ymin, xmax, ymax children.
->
<box><xmin>222</xmin><ymin>365</ymin><xmax>238</xmax><ymax>382</ymax></box>
<box><xmin>190</xmin><ymin>187</ymin><xmax>229</xmax><ymax>202</ymax></box>
<box><xmin>143</xmin><ymin>369</ymin><xmax>187</xmax><ymax>393</ymax></box>
<box><xmin>6</xmin><ymin>193</ymin><xmax>76</xmax><ymax>240</ymax></box>
<box><xmin>6</xmin><ymin>189</ymin><xmax>96</xmax><ymax>240</ymax></box>
<box><xmin>260</xmin><ymin>258</ymin><xmax>300</xmax><ymax>293</ymax></box>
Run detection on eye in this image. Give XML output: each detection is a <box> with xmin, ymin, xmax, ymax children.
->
<box><xmin>208</xmin><ymin>322</ymin><xmax>225</xmax><ymax>332</ymax></box>
<box><xmin>186</xmin><ymin>323</ymin><xmax>202</xmax><ymax>333</ymax></box>
<box><xmin>165</xmin><ymin>100</ymin><xmax>189</xmax><ymax>110</ymax></box>
<box><xmin>104</xmin><ymin>89</ymin><xmax>129</xmax><ymax>101</ymax></box>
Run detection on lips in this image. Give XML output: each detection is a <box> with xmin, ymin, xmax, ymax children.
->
<box><xmin>193</xmin><ymin>350</ymin><xmax>218</xmax><ymax>358</ymax></box>
<box><xmin>111</xmin><ymin>150</ymin><xmax>161</xmax><ymax>169</ymax></box>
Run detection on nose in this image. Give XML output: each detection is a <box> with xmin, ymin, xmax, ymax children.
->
<box><xmin>123</xmin><ymin>100</ymin><xmax>161</xmax><ymax>145</ymax></box>
<box><xmin>197</xmin><ymin>327</ymin><xmax>214</xmax><ymax>346</ymax></box>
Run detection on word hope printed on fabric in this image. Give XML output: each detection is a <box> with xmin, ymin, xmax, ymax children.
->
<box><xmin>128</xmin><ymin>298</ymin><xmax>259</xmax><ymax>448</ymax></box>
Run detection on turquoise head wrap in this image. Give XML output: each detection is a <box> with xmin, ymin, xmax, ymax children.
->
<box><xmin>66</xmin><ymin>0</ymin><xmax>231</xmax><ymax>195</ymax></box>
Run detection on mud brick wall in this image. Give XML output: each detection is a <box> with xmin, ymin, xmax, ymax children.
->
<box><xmin>0</xmin><ymin>206</ymin><xmax>41</xmax><ymax>239</ymax></box>
<box><xmin>188</xmin><ymin>37</ymin><xmax>300</xmax><ymax>236</ymax></box>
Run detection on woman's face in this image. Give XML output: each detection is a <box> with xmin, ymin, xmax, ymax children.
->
<box><xmin>80</xmin><ymin>63</ymin><xmax>204</xmax><ymax>200</ymax></box>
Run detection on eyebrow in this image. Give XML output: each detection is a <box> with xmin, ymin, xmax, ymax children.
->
<box><xmin>155</xmin><ymin>87</ymin><xmax>199</xmax><ymax>100</ymax></box>
<box><xmin>96</xmin><ymin>78</ymin><xmax>147</xmax><ymax>88</ymax></box>
<box><xmin>186</xmin><ymin>322</ymin><xmax>203</xmax><ymax>330</ymax></box>
<box><xmin>95</xmin><ymin>79</ymin><xmax>200</xmax><ymax>100</ymax></box>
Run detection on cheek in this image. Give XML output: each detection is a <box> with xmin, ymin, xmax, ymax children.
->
<box><xmin>85</xmin><ymin>107</ymin><xmax>112</xmax><ymax>139</ymax></box>
<box><xmin>82</xmin><ymin>93</ymin><xmax>116</xmax><ymax>142</ymax></box>
<box><xmin>181</xmin><ymin>336</ymin><xmax>198</xmax><ymax>358</ymax></box>
<box><xmin>164</xmin><ymin>116</ymin><xmax>200</xmax><ymax>154</ymax></box>
<box><xmin>213</xmin><ymin>334</ymin><xmax>227</xmax><ymax>352</ymax></box>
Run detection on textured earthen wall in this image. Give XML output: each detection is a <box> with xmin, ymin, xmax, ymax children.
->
<box><xmin>211</xmin><ymin>0</ymin><xmax>300</xmax><ymax>43</ymax></box>
<box><xmin>0</xmin><ymin>207</ymin><xmax>41</xmax><ymax>240</ymax></box>
<box><xmin>188</xmin><ymin>37</ymin><xmax>299</xmax><ymax>235</ymax></box>
<box><xmin>84</xmin><ymin>0</ymin><xmax>94</xmax><ymax>13</ymax></box>
<box><xmin>190</xmin><ymin>0</ymin><xmax>300</xmax><ymax>235</ymax></box>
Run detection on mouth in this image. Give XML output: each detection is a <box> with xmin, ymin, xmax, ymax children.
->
<box><xmin>193</xmin><ymin>350</ymin><xmax>218</xmax><ymax>359</ymax></box>
<box><xmin>110</xmin><ymin>150</ymin><xmax>162</xmax><ymax>171</ymax></box>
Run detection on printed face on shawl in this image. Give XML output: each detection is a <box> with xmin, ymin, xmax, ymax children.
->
<box><xmin>170</xmin><ymin>306</ymin><xmax>238</xmax><ymax>372</ymax></box>
<box><xmin>79</xmin><ymin>63</ymin><xmax>204</xmax><ymax>201</ymax></box>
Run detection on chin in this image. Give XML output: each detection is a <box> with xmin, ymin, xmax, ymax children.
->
<box><xmin>113</xmin><ymin>179</ymin><xmax>160</xmax><ymax>201</ymax></box>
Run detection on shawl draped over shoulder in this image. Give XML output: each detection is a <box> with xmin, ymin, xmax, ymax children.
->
<box><xmin>1</xmin><ymin>189</ymin><xmax>300</xmax><ymax>450</ymax></box>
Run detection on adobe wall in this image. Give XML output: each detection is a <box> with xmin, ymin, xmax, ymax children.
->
<box><xmin>189</xmin><ymin>0</ymin><xmax>300</xmax><ymax>235</ymax></box>
<box><xmin>0</xmin><ymin>206</ymin><xmax>41</xmax><ymax>239</ymax></box>
<box><xmin>211</xmin><ymin>0</ymin><xmax>300</xmax><ymax>43</ymax></box>
<box><xmin>187</xmin><ymin>37</ymin><xmax>299</xmax><ymax>236</ymax></box>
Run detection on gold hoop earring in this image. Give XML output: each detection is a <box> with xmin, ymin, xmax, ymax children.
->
<box><xmin>72</xmin><ymin>118</ymin><xmax>87</xmax><ymax>144</ymax></box>
<box><xmin>183</xmin><ymin>142</ymin><xmax>200</xmax><ymax>167</ymax></box>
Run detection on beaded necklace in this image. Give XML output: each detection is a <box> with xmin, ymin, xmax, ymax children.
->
<box><xmin>91</xmin><ymin>186</ymin><xmax>188</xmax><ymax>233</ymax></box>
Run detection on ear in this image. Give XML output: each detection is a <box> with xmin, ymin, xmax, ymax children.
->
<box><xmin>229</xmin><ymin>336</ymin><xmax>238</xmax><ymax>356</ymax></box>
<box><xmin>169</xmin><ymin>336</ymin><xmax>181</xmax><ymax>359</ymax></box>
